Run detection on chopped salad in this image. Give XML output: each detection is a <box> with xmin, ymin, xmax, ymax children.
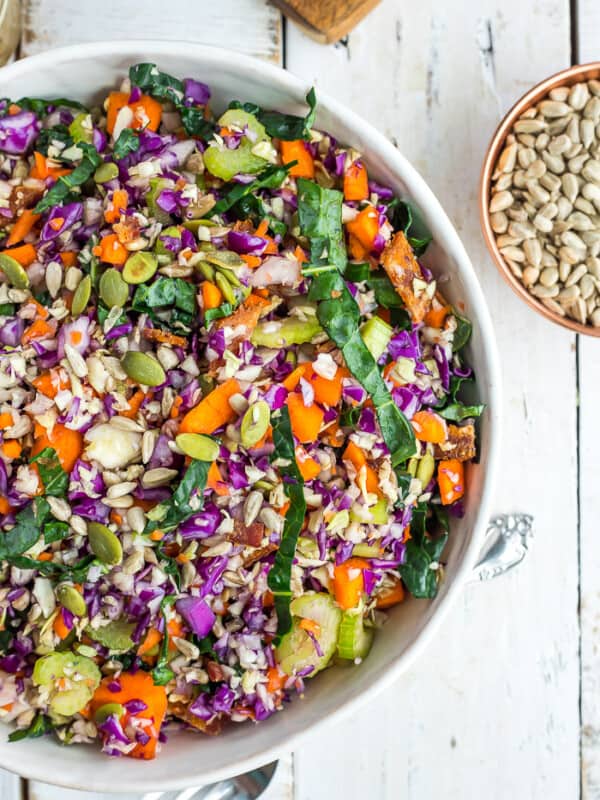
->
<box><xmin>0</xmin><ymin>64</ymin><xmax>482</xmax><ymax>758</ymax></box>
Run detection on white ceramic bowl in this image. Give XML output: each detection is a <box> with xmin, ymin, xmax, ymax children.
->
<box><xmin>0</xmin><ymin>41</ymin><xmax>501</xmax><ymax>793</ymax></box>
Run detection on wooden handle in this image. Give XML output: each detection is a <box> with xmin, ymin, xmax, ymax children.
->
<box><xmin>272</xmin><ymin>0</ymin><xmax>381</xmax><ymax>43</ymax></box>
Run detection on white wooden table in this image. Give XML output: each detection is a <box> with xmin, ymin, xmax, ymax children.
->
<box><xmin>1</xmin><ymin>0</ymin><xmax>598</xmax><ymax>797</ymax></box>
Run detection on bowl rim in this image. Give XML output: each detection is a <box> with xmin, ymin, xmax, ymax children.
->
<box><xmin>0</xmin><ymin>39</ymin><xmax>502</xmax><ymax>792</ymax></box>
<box><xmin>479</xmin><ymin>61</ymin><xmax>600</xmax><ymax>337</ymax></box>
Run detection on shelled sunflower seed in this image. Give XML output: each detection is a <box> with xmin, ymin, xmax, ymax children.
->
<box><xmin>489</xmin><ymin>79</ymin><xmax>600</xmax><ymax>327</ymax></box>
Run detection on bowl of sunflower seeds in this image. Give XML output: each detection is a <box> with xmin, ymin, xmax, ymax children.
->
<box><xmin>480</xmin><ymin>62</ymin><xmax>600</xmax><ymax>335</ymax></box>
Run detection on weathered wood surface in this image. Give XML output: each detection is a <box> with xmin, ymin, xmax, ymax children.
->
<box><xmin>1</xmin><ymin>0</ymin><xmax>596</xmax><ymax>797</ymax></box>
<box><xmin>287</xmin><ymin>1</ymin><xmax>580</xmax><ymax>798</ymax></box>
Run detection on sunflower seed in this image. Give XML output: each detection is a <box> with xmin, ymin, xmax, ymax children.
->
<box><xmin>102</xmin><ymin>495</ymin><xmax>134</xmax><ymax>509</ymax></box>
<box><xmin>566</xmin><ymin>263</ymin><xmax>588</xmax><ymax>286</ymax></box>
<box><xmin>47</xmin><ymin>496</ymin><xmax>71</xmax><ymax>522</ymax></box>
<box><xmin>584</xmin><ymin>97</ymin><xmax>600</xmax><ymax>122</ymax></box>
<box><xmin>106</xmin><ymin>481</ymin><xmax>137</xmax><ymax>499</ymax></box>
<box><xmin>531</xmin><ymin>284</ymin><xmax>559</xmax><ymax>298</ymax></box>
<box><xmin>525</xmin><ymin>159</ymin><xmax>546</xmax><ymax>180</ymax></box>
<box><xmin>579</xmin><ymin>274</ymin><xmax>595</xmax><ymax>299</ymax></box>
<box><xmin>141</xmin><ymin>467</ymin><xmax>178</xmax><ymax>488</ymax></box>
<box><xmin>142</xmin><ymin>429</ymin><xmax>158</xmax><ymax>463</ymax></box>
<box><xmin>539</xmin><ymin>267</ymin><xmax>559</xmax><ymax>287</ymax></box>
<box><xmin>489</xmin><ymin>190</ymin><xmax>514</xmax><ymax>212</ymax></box>
<box><xmin>568</xmin><ymin>211</ymin><xmax>594</xmax><ymax>231</ymax></box>
<box><xmin>581</xmin><ymin>119</ymin><xmax>595</xmax><ymax>149</ymax></box>
<box><xmin>582</xmin><ymin>159</ymin><xmax>600</xmax><ymax>183</ymax></box>
<box><xmin>243</xmin><ymin>491</ymin><xmax>263</xmax><ymax>526</ymax></box>
<box><xmin>45</xmin><ymin>261</ymin><xmax>63</xmax><ymax>298</ymax></box>
<box><xmin>559</xmin><ymin>261</ymin><xmax>572</xmax><ymax>282</ymax></box>
<box><xmin>490</xmin><ymin>211</ymin><xmax>509</xmax><ymax>233</ymax></box>
<box><xmin>522</xmin><ymin>266</ymin><xmax>540</xmax><ymax>286</ymax></box>
<box><xmin>64</xmin><ymin>344</ymin><xmax>88</xmax><ymax>378</ymax></box>
<box><xmin>561</xmin><ymin>173</ymin><xmax>579</xmax><ymax>203</ymax></box>
<box><xmin>586</xmin><ymin>256</ymin><xmax>600</xmax><ymax>279</ymax></box>
<box><xmin>558</xmin><ymin>285</ymin><xmax>581</xmax><ymax>303</ymax></box>
<box><xmin>592</xmin><ymin>308</ymin><xmax>600</xmax><ymax>326</ymax></box>
<box><xmin>499</xmin><ymin>245</ymin><xmax>525</xmax><ymax>263</ymax></box>
<box><xmin>533</xmin><ymin>213</ymin><xmax>553</xmax><ymax>233</ymax></box>
<box><xmin>569</xmin><ymin>83</ymin><xmax>590</xmax><ymax>110</ymax></box>
<box><xmin>542</xmin><ymin>151</ymin><xmax>565</xmax><ymax>173</ymax></box>
<box><xmin>126</xmin><ymin>506</ymin><xmax>146</xmax><ymax>533</ymax></box>
<box><xmin>539</xmin><ymin>100</ymin><xmax>570</xmax><ymax>118</ymax></box>
<box><xmin>542</xmin><ymin>297</ymin><xmax>566</xmax><ymax>316</ymax></box>
<box><xmin>514</xmin><ymin>119</ymin><xmax>547</xmax><ymax>133</ymax></box>
<box><xmin>523</xmin><ymin>238</ymin><xmax>542</xmax><ymax>267</ymax></box>
<box><xmin>498</xmin><ymin>142</ymin><xmax>518</xmax><ymax>172</ymax></box>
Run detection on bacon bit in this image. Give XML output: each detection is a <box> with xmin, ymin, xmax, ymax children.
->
<box><xmin>206</xmin><ymin>661</ymin><xmax>225</xmax><ymax>682</ymax></box>
<box><xmin>142</xmin><ymin>328</ymin><xmax>188</xmax><ymax>347</ymax></box>
<box><xmin>113</xmin><ymin>218</ymin><xmax>141</xmax><ymax>245</ymax></box>
<box><xmin>262</xmin><ymin>590</ymin><xmax>274</xmax><ymax>608</ymax></box>
<box><xmin>229</xmin><ymin>519</ymin><xmax>265</xmax><ymax>548</ymax></box>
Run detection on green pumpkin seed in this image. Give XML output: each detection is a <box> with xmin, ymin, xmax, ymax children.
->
<box><xmin>240</xmin><ymin>401</ymin><xmax>270</xmax><ymax>448</ymax></box>
<box><xmin>195</xmin><ymin>261</ymin><xmax>216</xmax><ymax>282</ymax></box>
<box><xmin>99</xmin><ymin>268</ymin><xmax>129</xmax><ymax>308</ymax></box>
<box><xmin>94</xmin><ymin>703</ymin><xmax>125</xmax><ymax>723</ymax></box>
<box><xmin>0</xmin><ymin>253</ymin><xmax>30</xmax><ymax>289</ymax></box>
<box><xmin>85</xmin><ymin>618</ymin><xmax>135</xmax><ymax>651</ymax></box>
<box><xmin>87</xmin><ymin>522</ymin><xmax>123</xmax><ymax>566</ymax></box>
<box><xmin>214</xmin><ymin>271</ymin><xmax>236</xmax><ymax>305</ymax></box>
<box><xmin>121</xmin><ymin>350</ymin><xmax>166</xmax><ymax>387</ymax></box>
<box><xmin>71</xmin><ymin>274</ymin><xmax>91</xmax><ymax>316</ymax></box>
<box><xmin>253</xmin><ymin>479</ymin><xmax>274</xmax><ymax>491</ymax></box>
<box><xmin>56</xmin><ymin>584</ymin><xmax>87</xmax><ymax>617</ymax></box>
<box><xmin>176</xmin><ymin>433</ymin><xmax>220</xmax><ymax>461</ymax></box>
<box><xmin>215</xmin><ymin>265</ymin><xmax>241</xmax><ymax>287</ymax></box>
<box><xmin>123</xmin><ymin>251</ymin><xmax>158</xmax><ymax>284</ymax></box>
<box><xmin>416</xmin><ymin>451</ymin><xmax>435</xmax><ymax>486</ymax></box>
<box><xmin>94</xmin><ymin>162</ymin><xmax>119</xmax><ymax>184</ymax></box>
<box><xmin>203</xmin><ymin>249</ymin><xmax>244</xmax><ymax>270</ymax></box>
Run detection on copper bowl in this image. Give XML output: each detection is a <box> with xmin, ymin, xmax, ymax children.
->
<box><xmin>480</xmin><ymin>62</ymin><xmax>600</xmax><ymax>337</ymax></box>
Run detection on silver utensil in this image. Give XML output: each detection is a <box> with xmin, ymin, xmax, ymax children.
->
<box><xmin>141</xmin><ymin>761</ymin><xmax>278</xmax><ymax>800</ymax></box>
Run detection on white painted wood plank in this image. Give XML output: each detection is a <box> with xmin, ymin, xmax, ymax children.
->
<box><xmin>576</xmin><ymin>0</ymin><xmax>600</xmax><ymax>64</ymax></box>
<box><xmin>575</xmin><ymin>6</ymin><xmax>599</xmax><ymax>799</ymax></box>
<box><xmin>20</xmin><ymin>0</ymin><xmax>282</xmax><ymax>63</ymax></box>
<box><xmin>287</xmin><ymin>1</ymin><xmax>579</xmax><ymax>798</ymax></box>
<box><xmin>0</xmin><ymin>771</ymin><xmax>22</xmax><ymax>800</ymax></box>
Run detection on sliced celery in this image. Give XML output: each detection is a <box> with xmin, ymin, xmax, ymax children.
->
<box><xmin>203</xmin><ymin>108</ymin><xmax>270</xmax><ymax>181</ymax></box>
<box><xmin>146</xmin><ymin>177</ymin><xmax>173</xmax><ymax>224</ymax></box>
<box><xmin>218</xmin><ymin>109</ymin><xmax>268</xmax><ymax>142</ymax></box>
<box><xmin>204</xmin><ymin>143</ymin><xmax>267</xmax><ymax>182</ymax></box>
<box><xmin>33</xmin><ymin>651</ymin><xmax>101</xmax><ymax>716</ymax></box>
<box><xmin>360</xmin><ymin>316</ymin><xmax>393</xmax><ymax>361</ymax></box>
<box><xmin>337</xmin><ymin>609</ymin><xmax>374</xmax><ymax>661</ymax></box>
<box><xmin>155</xmin><ymin>225</ymin><xmax>182</xmax><ymax>256</ymax></box>
<box><xmin>275</xmin><ymin>592</ymin><xmax>342</xmax><ymax>677</ymax></box>
<box><xmin>251</xmin><ymin>316</ymin><xmax>323</xmax><ymax>348</ymax></box>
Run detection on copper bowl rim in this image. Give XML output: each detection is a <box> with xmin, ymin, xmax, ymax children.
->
<box><xmin>479</xmin><ymin>61</ymin><xmax>600</xmax><ymax>337</ymax></box>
